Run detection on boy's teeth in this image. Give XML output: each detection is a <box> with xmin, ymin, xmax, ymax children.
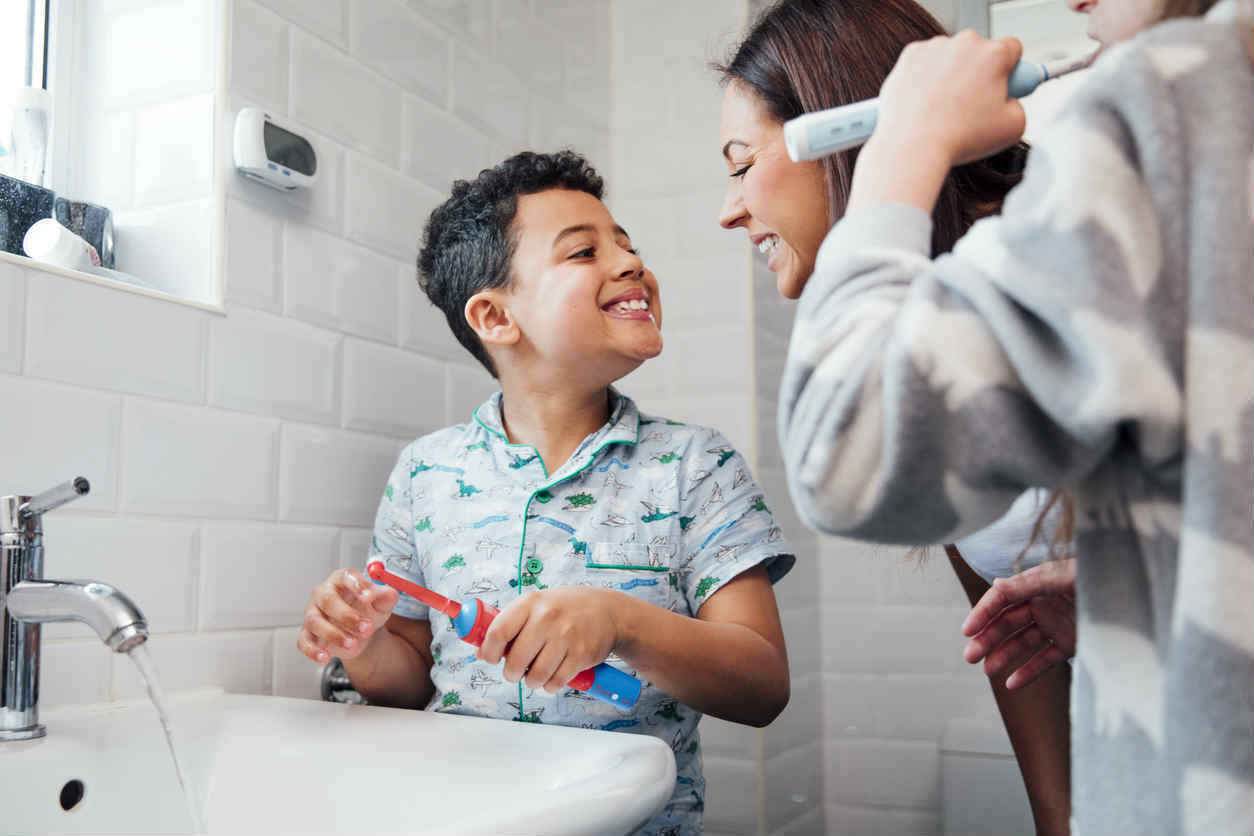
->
<box><xmin>611</xmin><ymin>299</ymin><xmax>649</xmax><ymax>312</ymax></box>
<box><xmin>757</xmin><ymin>235</ymin><xmax>778</xmax><ymax>255</ymax></box>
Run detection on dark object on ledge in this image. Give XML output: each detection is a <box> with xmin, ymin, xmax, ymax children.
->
<box><xmin>55</xmin><ymin>197</ymin><xmax>115</xmax><ymax>268</ymax></box>
<box><xmin>0</xmin><ymin>174</ymin><xmax>55</xmax><ymax>257</ymax></box>
<box><xmin>320</xmin><ymin>657</ymin><xmax>367</xmax><ymax>704</ymax></box>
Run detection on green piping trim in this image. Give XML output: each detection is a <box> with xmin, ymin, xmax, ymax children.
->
<box><xmin>585</xmin><ymin>563</ymin><xmax>669</xmax><ymax>572</ymax></box>
<box><xmin>473</xmin><ymin>404</ymin><xmax>550</xmax><ymax>478</ymax></box>
<box><xmin>510</xmin><ymin>413</ymin><xmax>642</xmax><ymax>721</ymax></box>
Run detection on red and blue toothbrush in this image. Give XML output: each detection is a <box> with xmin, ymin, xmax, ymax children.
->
<box><xmin>366</xmin><ymin>561</ymin><xmax>641</xmax><ymax>710</ymax></box>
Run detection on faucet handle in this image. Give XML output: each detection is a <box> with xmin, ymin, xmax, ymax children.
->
<box><xmin>19</xmin><ymin>477</ymin><xmax>90</xmax><ymax>519</ymax></box>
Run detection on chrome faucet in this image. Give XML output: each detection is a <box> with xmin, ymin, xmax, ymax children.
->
<box><xmin>1</xmin><ymin>478</ymin><xmax>149</xmax><ymax>741</ymax></box>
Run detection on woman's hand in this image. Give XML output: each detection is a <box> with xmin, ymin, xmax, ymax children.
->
<box><xmin>298</xmin><ymin>568</ymin><xmax>400</xmax><ymax>664</ymax></box>
<box><xmin>476</xmin><ymin>587</ymin><xmax>621</xmax><ymax>694</ymax></box>
<box><xmin>961</xmin><ymin>558</ymin><xmax>1076</xmax><ymax>690</ymax></box>
<box><xmin>876</xmin><ymin>30</ymin><xmax>1027</xmax><ymax>166</ymax></box>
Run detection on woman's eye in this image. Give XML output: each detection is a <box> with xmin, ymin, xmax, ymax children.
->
<box><xmin>571</xmin><ymin>247</ymin><xmax>595</xmax><ymax>259</ymax></box>
<box><xmin>730</xmin><ymin>164</ymin><xmax>752</xmax><ymax>179</ymax></box>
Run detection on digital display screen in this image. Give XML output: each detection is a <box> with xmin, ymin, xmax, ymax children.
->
<box><xmin>263</xmin><ymin>121</ymin><xmax>316</xmax><ymax>176</ymax></box>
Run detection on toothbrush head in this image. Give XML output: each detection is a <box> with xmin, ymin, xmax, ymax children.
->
<box><xmin>366</xmin><ymin>560</ymin><xmax>462</xmax><ymax>619</ymax></box>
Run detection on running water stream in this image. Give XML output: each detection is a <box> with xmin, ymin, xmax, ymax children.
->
<box><xmin>127</xmin><ymin>645</ymin><xmax>206</xmax><ymax>834</ymax></box>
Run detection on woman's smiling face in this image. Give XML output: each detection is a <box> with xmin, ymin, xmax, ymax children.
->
<box><xmin>718</xmin><ymin>80</ymin><xmax>831</xmax><ymax>299</ymax></box>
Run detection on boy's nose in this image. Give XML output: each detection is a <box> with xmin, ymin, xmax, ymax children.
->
<box><xmin>617</xmin><ymin>250</ymin><xmax>644</xmax><ymax>280</ymax></box>
<box><xmin>1067</xmin><ymin>0</ymin><xmax>1095</xmax><ymax>13</ymax></box>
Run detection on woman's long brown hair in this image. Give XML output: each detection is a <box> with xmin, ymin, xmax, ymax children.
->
<box><xmin>1158</xmin><ymin>0</ymin><xmax>1223</xmax><ymax>19</ymax></box>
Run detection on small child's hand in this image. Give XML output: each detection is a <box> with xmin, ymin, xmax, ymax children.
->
<box><xmin>298</xmin><ymin>568</ymin><xmax>399</xmax><ymax>664</ymax></box>
<box><xmin>477</xmin><ymin>587</ymin><xmax>620</xmax><ymax>694</ymax></box>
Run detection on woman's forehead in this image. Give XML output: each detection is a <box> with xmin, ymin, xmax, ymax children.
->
<box><xmin>720</xmin><ymin>82</ymin><xmax>777</xmax><ymax>149</ymax></box>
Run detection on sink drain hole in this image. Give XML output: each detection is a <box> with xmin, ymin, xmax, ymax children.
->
<box><xmin>59</xmin><ymin>779</ymin><xmax>85</xmax><ymax>812</ymax></box>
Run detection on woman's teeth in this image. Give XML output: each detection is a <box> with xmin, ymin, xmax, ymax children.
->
<box><xmin>757</xmin><ymin>235</ymin><xmax>779</xmax><ymax>256</ymax></box>
<box><xmin>609</xmin><ymin>299</ymin><xmax>649</xmax><ymax>313</ymax></box>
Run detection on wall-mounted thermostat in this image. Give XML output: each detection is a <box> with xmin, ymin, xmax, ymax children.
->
<box><xmin>233</xmin><ymin>108</ymin><xmax>317</xmax><ymax>191</ymax></box>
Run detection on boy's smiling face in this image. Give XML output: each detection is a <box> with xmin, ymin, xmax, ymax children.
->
<box><xmin>481</xmin><ymin>188</ymin><xmax>663</xmax><ymax>386</ymax></box>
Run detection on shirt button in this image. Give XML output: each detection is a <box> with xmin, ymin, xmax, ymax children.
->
<box><xmin>525</xmin><ymin>558</ymin><xmax>543</xmax><ymax>575</ymax></box>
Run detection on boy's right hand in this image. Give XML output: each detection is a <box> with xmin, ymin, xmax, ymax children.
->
<box><xmin>298</xmin><ymin>568</ymin><xmax>400</xmax><ymax>664</ymax></box>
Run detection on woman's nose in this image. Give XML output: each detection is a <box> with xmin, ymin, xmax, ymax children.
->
<box><xmin>719</xmin><ymin>184</ymin><xmax>747</xmax><ymax>230</ymax></box>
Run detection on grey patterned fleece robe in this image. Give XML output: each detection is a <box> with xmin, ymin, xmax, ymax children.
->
<box><xmin>779</xmin><ymin>5</ymin><xmax>1254</xmax><ymax>834</ymax></box>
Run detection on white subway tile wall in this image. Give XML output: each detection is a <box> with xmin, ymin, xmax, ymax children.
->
<box><xmin>350</xmin><ymin>0</ymin><xmax>449</xmax><ymax>104</ymax></box>
<box><xmin>41</xmin><ymin>517</ymin><xmax>200</xmax><ymax>640</ymax></box>
<box><xmin>0</xmin><ymin>261</ymin><xmax>24</xmax><ymax>373</ymax></box>
<box><xmin>120</xmin><ymin>397</ymin><xmax>280</xmax><ymax>519</ymax></box>
<box><xmin>341</xmin><ymin>338</ymin><xmax>446</xmax><ymax>438</ymax></box>
<box><xmin>0</xmin><ymin>374</ymin><xmax>123</xmax><ymax>512</ymax></box>
<box><xmin>25</xmin><ymin>272</ymin><xmax>207</xmax><ymax>403</ymax></box>
<box><xmin>226</xmin><ymin>197</ymin><xmax>284</xmax><ymax>312</ymax></box>
<box><xmin>70</xmin><ymin>0</ymin><xmax>220</xmax><ymax>302</ymax></box>
<box><xmin>344</xmin><ymin>152</ymin><xmax>442</xmax><ymax>260</ymax></box>
<box><xmin>291</xmin><ymin>30</ymin><xmax>404</xmax><ymax>169</ymax></box>
<box><xmin>200</xmin><ymin>523</ymin><xmax>340</xmax><ymax>630</ymax></box>
<box><xmin>132</xmin><ymin>93</ymin><xmax>217</xmax><ymax>207</ymax></box>
<box><xmin>209</xmin><ymin>307</ymin><xmax>342</xmax><ymax>424</ymax></box>
<box><xmin>39</xmin><ymin>641</ymin><xmax>113</xmax><ymax>708</ymax></box>
<box><xmin>764</xmin><ymin>741</ymin><xmax>823</xmax><ymax>832</ymax></box>
<box><xmin>230</xmin><ymin>0</ymin><xmax>290</xmax><ymax>110</ymax></box>
<box><xmin>277</xmin><ymin>424</ymin><xmax>404</xmax><ymax>527</ymax></box>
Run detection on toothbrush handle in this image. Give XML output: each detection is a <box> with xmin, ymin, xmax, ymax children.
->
<box><xmin>783</xmin><ymin>97</ymin><xmax>879</xmax><ymax>162</ymax></box>
<box><xmin>458</xmin><ymin>599</ymin><xmax>641</xmax><ymax>710</ymax></box>
<box><xmin>784</xmin><ymin>59</ymin><xmax>1049</xmax><ymax>162</ymax></box>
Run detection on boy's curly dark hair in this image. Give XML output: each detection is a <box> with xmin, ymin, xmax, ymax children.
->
<box><xmin>416</xmin><ymin>150</ymin><xmax>605</xmax><ymax>377</ymax></box>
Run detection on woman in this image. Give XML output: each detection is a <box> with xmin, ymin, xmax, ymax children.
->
<box><xmin>775</xmin><ymin>0</ymin><xmax>1252</xmax><ymax>830</ymax></box>
<box><xmin>715</xmin><ymin>1</ymin><xmax>1072</xmax><ymax>833</ymax></box>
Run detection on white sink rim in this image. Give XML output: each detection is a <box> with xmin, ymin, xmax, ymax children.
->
<box><xmin>1</xmin><ymin>689</ymin><xmax>677</xmax><ymax>835</ymax></box>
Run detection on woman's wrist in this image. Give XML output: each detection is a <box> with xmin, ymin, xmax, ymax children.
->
<box><xmin>847</xmin><ymin>132</ymin><xmax>954</xmax><ymax>217</ymax></box>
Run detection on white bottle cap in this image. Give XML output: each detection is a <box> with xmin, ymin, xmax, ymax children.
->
<box><xmin>23</xmin><ymin>218</ymin><xmax>101</xmax><ymax>271</ymax></box>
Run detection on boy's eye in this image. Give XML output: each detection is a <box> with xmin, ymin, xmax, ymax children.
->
<box><xmin>571</xmin><ymin>247</ymin><xmax>595</xmax><ymax>259</ymax></box>
<box><xmin>730</xmin><ymin>164</ymin><xmax>752</xmax><ymax>179</ymax></box>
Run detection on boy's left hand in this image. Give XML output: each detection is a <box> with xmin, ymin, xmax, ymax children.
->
<box><xmin>477</xmin><ymin>587</ymin><xmax>620</xmax><ymax>694</ymax></box>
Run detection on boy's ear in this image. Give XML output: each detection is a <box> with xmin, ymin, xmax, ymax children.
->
<box><xmin>464</xmin><ymin>290</ymin><xmax>520</xmax><ymax>349</ymax></box>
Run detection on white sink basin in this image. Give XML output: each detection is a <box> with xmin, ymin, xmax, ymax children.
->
<box><xmin>0</xmin><ymin>690</ymin><xmax>676</xmax><ymax>835</ymax></box>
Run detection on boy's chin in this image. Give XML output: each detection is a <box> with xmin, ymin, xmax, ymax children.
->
<box><xmin>624</xmin><ymin>335</ymin><xmax>663</xmax><ymax>363</ymax></box>
<box><xmin>599</xmin><ymin>340</ymin><xmax>663</xmax><ymax>384</ymax></box>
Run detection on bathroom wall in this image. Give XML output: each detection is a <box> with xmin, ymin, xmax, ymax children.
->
<box><xmin>0</xmin><ymin>0</ymin><xmax>608</xmax><ymax>712</ymax></box>
<box><xmin>61</xmin><ymin>0</ymin><xmax>223</xmax><ymax>303</ymax></box>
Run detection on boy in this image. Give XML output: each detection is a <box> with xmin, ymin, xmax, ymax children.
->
<box><xmin>299</xmin><ymin>150</ymin><xmax>794</xmax><ymax>836</ymax></box>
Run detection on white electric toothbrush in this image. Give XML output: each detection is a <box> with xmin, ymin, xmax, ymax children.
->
<box><xmin>784</xmin><ymin>53</ymin><xmax>1094</xmax><ymax>163</ymax></box>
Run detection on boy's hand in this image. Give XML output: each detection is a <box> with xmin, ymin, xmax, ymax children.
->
<box><xmin>874</xmin><ymin>30</ymin><xmax>1026</xmax><ymax>166</ymax></box>
<box><xmin>298</xmin><ymin>568</ymin><xmax>400</xmax><ymax>664</ymax></box>
<box><xmin>477</xmin><ymin>587</ymin><xmax>620</xmax><ymax>694</ymax></box>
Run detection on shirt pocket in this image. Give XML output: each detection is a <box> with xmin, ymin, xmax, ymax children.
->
<box><xmin>582</xmin><ymin>543</ymin><xmax>677</xmax><ymax>610</ymax></box>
